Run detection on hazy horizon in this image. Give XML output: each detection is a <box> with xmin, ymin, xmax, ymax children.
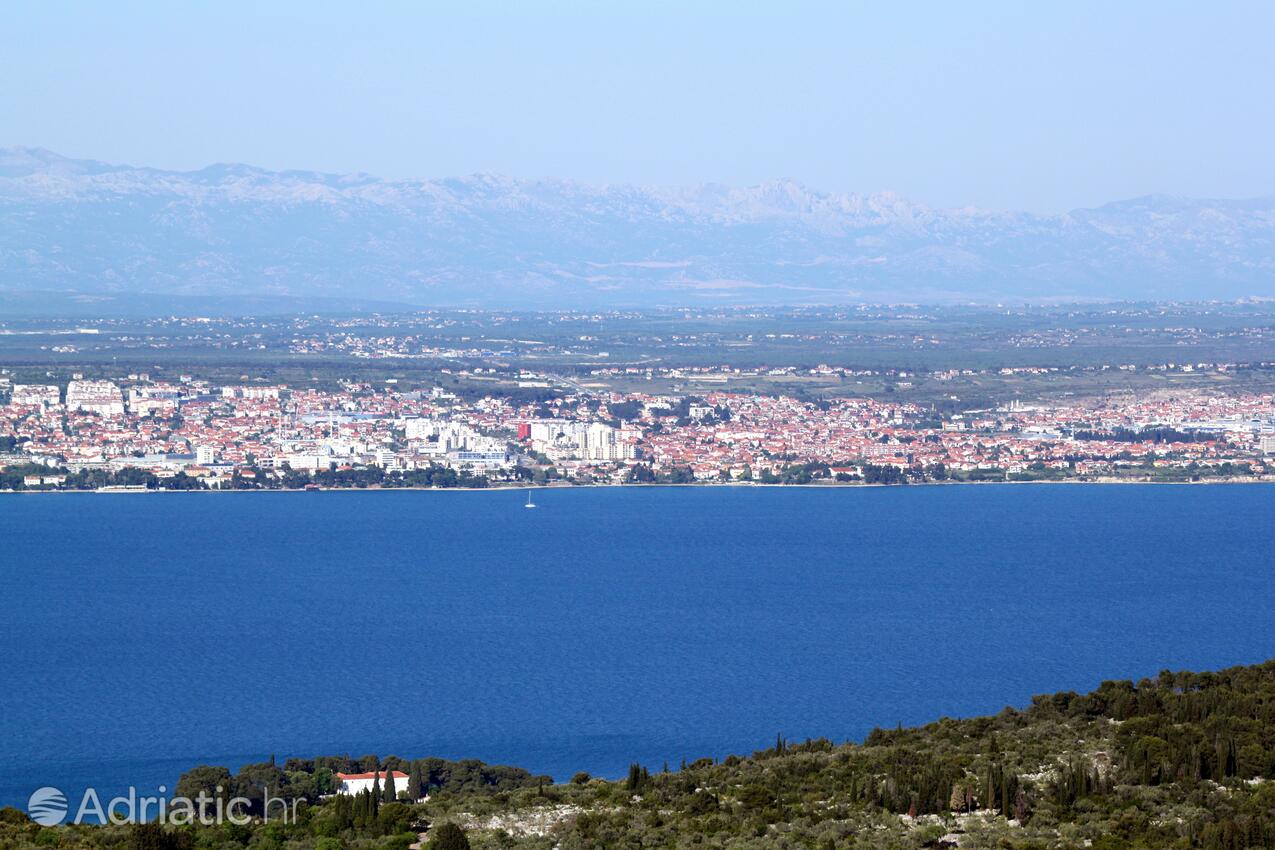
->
<box><xmin>4</xmin><ymin>1</ymin><xmax>1275</xmax><ymax>214</ymax></box>
<box><xmin>6</xmin><ymin>143</ymin><xmax>1275</xmax><ymax>308</ymax></box>
<box><xmin>11</xmin><ymin>143</ymin><xmax>1275</xmax><ymax>213</ymax></box>
<box><xmin>5</xmin><ymin>2</ymin><xmax>1275</xmax><ymax>309</ymax></box>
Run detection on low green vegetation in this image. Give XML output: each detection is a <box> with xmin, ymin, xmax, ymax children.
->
<box><xmin>5</xmin><ymin>661</ymin><xmax>1275</xmax><ymax>849</ymax></box>
<box><xmin>0</xmin><ymin>463</ymin><xmax>494</xmax><ymax>491</ymax></box>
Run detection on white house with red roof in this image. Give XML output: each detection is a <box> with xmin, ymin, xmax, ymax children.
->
<box><xmin>335</xmin><ymin>770</ymin><xmax>410</xmax><ymax>797</ymax></box>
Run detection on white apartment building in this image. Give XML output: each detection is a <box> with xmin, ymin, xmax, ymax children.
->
<box><xmin>402</xmin><ymin>418</ymin><xmax>510</xmax><ymax>469</ymax></box>
<box><xmin>282</xmin><ymin>445</ymin><xmax>335</xmax><ymax>471</ymax></box>
<box><xmin>66</xmin><ymin>380</ymin><xmax>125</xmax><ymax>417</ymax></box>
<box><xmin>526</xmin><ymin>419</ymin><xmax>569</xmax><ymax>444</ymax></box>
<box><xmin>579</xmin><ymin>422</ymin><xmax>635</xmax><ymax>461</ymax></box>
<box><xmin>11</xmin><ymin>384</ymin><xmax>61</xmax><ymax>407</ymax></box>
<box><xmin>406</xmin><ymin>418</ymin><xmax>504</xmax><ymax>454</ymax></box>
<box><xmin>527</xmin><ymin>420</ymin><xmax>635</xmax><ymax>462</ymax></box>
<box><xmin>222</xmin><ymin>386</ymin><xmax>282</xmax><ymax>400</ymax></box>
<box><xmin>128</xmin><ymin>385</ymin><xmax>180</xmax><ymax>416</ymax></box>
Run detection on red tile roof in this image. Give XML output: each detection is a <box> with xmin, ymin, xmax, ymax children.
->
<box><xmin>336</xmin><ymin>770</ymin><xmax>409</xmax><ymax>781</ymax></box>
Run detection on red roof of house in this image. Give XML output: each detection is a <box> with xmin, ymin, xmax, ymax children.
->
<box><xmin>336</xmin><ymin>770</ymin><xmax>409</xmax><ymax>781</ymax></box>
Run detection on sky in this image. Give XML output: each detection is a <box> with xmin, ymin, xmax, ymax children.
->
<box><xmin>2</xmin><ymin>0</ymin><xmax>1274</xmax><ymax>212</ymax></box>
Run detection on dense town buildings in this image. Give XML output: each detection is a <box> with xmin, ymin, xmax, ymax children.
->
<box><xmin>10</xmin><ymin>384</ymin><xmax>60</xmax><ymax>408</ymax></box>
<box><xmin>4</xmin><ymin>373</ymin><xmax>1275</xmax><ymax>488</ymax></box>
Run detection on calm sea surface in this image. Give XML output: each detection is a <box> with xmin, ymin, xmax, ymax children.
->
<box><xmin>2</xmin><ymin>484</ymin><xmax>1273</xmax><ymax>808</ymax></box>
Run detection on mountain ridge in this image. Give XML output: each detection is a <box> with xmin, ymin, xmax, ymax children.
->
<box><xmin>2</xmin><ymin>147</ymin><xmax>1274</xmax><ymax>307</ymax></box>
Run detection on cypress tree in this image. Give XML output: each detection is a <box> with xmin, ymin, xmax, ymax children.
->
<box><xmin>384</xmin><ymin>768</ymin><xmax>396</xmax><ymax>802</ymax></box>
<box><xmin>354</xmin><ymin>790</ymin><xmax>370</xmax><ymax>828</ymax></box>
<box><xmin>408</xmin><ymin>761</ymin><xmax>424</xmax><ymax>800</ymax></box>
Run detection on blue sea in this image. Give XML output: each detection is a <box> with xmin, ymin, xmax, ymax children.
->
<box><xmin>2</xmin><ymin>484</ymin><xmax>1274</xmax><ymax>810</ymax></box>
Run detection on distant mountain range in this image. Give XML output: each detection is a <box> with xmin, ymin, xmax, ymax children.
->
<box><xmin>2</xmin><ymin>146</ymin><xmax>1274</xmax><ymax>309</ymax></box>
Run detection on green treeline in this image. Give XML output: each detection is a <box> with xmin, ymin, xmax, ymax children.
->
<box><xmin>1073</xmin><ymin>427</ymin><xmax>1218</xmax><ymax>444</ymax></box>
<box><xmin>173</xmin><ymin>756</ymin><xmax>549</xmax><ymax>815</ymax></box>
<box><xmin>0</xmin><ymin>463</ymin><xmax>493</xmax><ymax>491</ymax></box>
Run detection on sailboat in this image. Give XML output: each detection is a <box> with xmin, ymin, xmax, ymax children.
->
<box><xmin>524</xmin><ymin>489</ymin><xmax>537</xmax><ymax>509</ymax></box>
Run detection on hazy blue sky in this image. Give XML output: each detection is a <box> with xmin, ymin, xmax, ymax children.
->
<box><xmin>2</xmin><ymin>1</ymin><xmax>1273</xmax><ymax>211</ymax></box>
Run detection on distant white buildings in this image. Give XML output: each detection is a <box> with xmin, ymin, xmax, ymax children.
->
<box><xmin>429</xmin><ymin>386</ymin><xmax>458</xmax><ymax>401</ymax></box>
<box><xmin>525</xmin><ymin>419</ymin><xmax>635</xmax><ymax>462</ymax></box>
<box><xmin>11</xmin><ymin>384</ymin><xmax>60</xmax><ymax>408</ymax></box>
<box><xmin>579</xmin><ymin>422</ymin><xmax>635</xmax><ymax>461</ymax></box>
<box><xmin>66</xmin><ymin>380</ymin><xmax>125</xmax><ymax>417</ymax></box>
<box><xmin>222</xmin><ymin>385</ymin><xmax>282</xmax><ymax>400</ymax></box>
<box><xmin>128</xmin><ymin>385</ymin><xmax>180</xmax><ymax>416</ymax></box>
<box><xmin>404</xmin><ymin>418</ymin><xmax>510</xmax><ymax>469</ymax></box>
<box><xmin>283</xmin><ymin>451</ymin><xmax>334</xmax><ymax>472</ymax></box>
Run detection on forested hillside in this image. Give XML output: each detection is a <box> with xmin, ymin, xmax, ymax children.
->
<box><xmin>4</xmin><ymin>660</ymin><xmax>1275</xmax><ymax>849</ymax></box>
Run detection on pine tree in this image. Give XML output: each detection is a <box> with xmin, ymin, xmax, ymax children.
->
<box><xmin>428</xmin><ymin>822</ymin><xmax>470</xmax><ymax>850</ymax></box>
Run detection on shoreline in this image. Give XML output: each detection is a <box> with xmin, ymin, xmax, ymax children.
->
<box><xmin>3</xmin><ymin>475</ymin><xmax>1274</xmax><ymax>494</ymax></box>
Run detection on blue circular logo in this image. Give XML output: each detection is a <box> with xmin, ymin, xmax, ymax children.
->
<box><xmin>28</xmin><ymin>787</ymin><xmax>68</xmax><ymax>826</ymax></box>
